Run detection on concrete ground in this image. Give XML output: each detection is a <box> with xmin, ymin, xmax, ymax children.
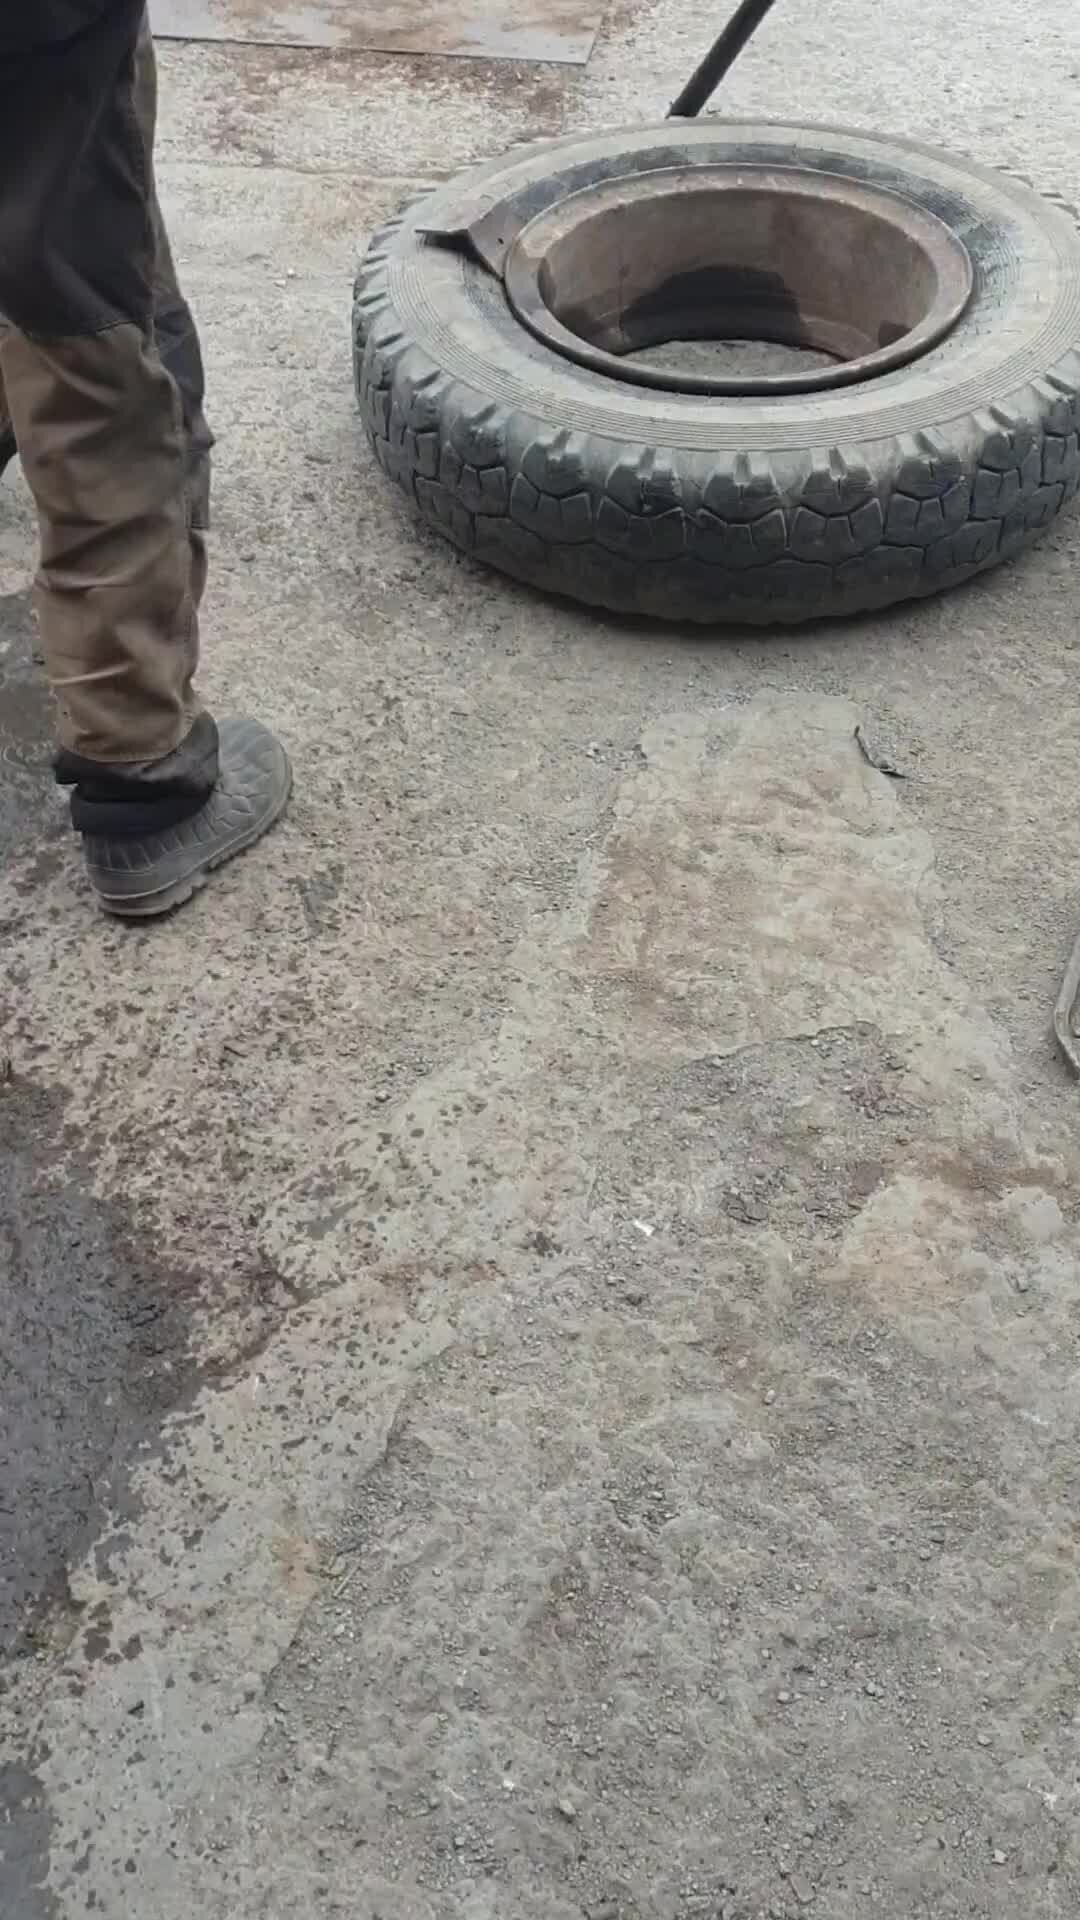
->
<box><xmin>2</xmin><ymin>3</ymin><xmax>1080</xmax><ymax>1915</ymax></box>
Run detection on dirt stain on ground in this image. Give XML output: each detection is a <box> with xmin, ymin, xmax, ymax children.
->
<box><xmin>195</xmin><ymin>40</ymin><xmax>572</xmax><ymax>166</ymax></box>
<box><xmin>0</xmin><ymin>593</ymin><xmax>65</xmax><ymax>876</ymax></box>
<box><xmin>0</xmin><ymin>1066</ymin><xmax>304</xmax><ymax>1911</ymax></box>
<box><xmin>0</xmin><ymin>1765</ymin><xmax>59</xmax><ymax>1920</ymax></box>
<box><xmin>0</xmin><ymin>1076</ymin><xmax>210</xmax><ymax>1660</ymax></box>
<box><xmin>158</xmin><ymin>0</ymin><xmax>599</xmax><ymax>61</ymax></box>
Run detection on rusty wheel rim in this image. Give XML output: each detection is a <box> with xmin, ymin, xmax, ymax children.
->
<box><xmin>503</xmin><ymin>165</ymin><xmax>975</xmax><ymax>396</ymax></box>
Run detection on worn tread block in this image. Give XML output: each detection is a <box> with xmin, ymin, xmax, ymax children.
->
<box><xmin>690</xmin><ymin>513</ymin><xmax>771</xmax><ymax>569</ymax></box>
<box><xmin>456</xmin><ymin>463</ymin><xmax>509</xmax><ymax>515</ymax></box>
<box><xmin>521</xmin><ymin>431</ymin><xmax>592</xmax><ymax>498</ymax></box>
<box><xmin>414</xmin><ymin>477</ymin><xmax>475</xmax><ymax>548</ymax></box>
<box><xmin>366</xmin><ymin>388</ymin><xmax>391</xmax><ymax>438</ymax></box>
<box><xmin>790</xmin><ymin>507</ymin><xmax>866</xmax><ymax>565</ymax></box>
<box><xmin>406</xmin><ymin>429</ymin><xmax>440</xmax><ymax>480</ymax></box>
<box><xmin>1024</xmin><ymin>481</ymin><xmax>1065</xmax><ymax>529</ymax></box>
<box><xmin>894</xmin><ymin>430</ymin><xmax>963</xmax><ymax>499</ymax></box>
<box><xmin>972</xmin><ymin>467</ymin><xmax>1023</xmax><ymax>520</ymax></box>
<box><xmin>606</xmin><ymin>449</ymin><xmax>683</xmax><ymax>515</ymax></box>
<box><xmin>802</xmin><ymin>448</ymin><xmax>875</xmax><ymax>512</ymax></box>
<box><xmin>836</xmin><ymin>545</ymin><xmax>924</xmax><ymax>590</ymax></box>
<box><xmin>475</xmin><ymin>520</ymin><xmax>547</xmax><ymax>570</ymax></box>
<box><xmin>596</xmin><ymin>498</ymin><xmax>686</xmax><ymax>560</ymax></box>
<box><xmin>885</xmin><ymin>487</ymin><xmax>969</xmax><ymax>545</ymax></box>
<box><xmin>510</xmin><ymin>476</ymin><xmax>593</xmax><ymax>543</ymax></box>
<box><xmin>449</xmin><ymin>403</ymin><xmax>508</xmax><ymax>469</ymax></box>
<box><xmin>702</xmin><ymin>454</ymin><xmax>784</xmax><ymax>524</ymax></box>
<box><xmin>1042</xmin><ymin>432</ymin><xmax>1079</xmax><ymax>483</ymax></box>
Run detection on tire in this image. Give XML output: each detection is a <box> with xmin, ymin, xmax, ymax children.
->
<box><xmin>353</xmin><ymin>121</ymin><xmax>1080</xmax><ymax>624</ymax></box>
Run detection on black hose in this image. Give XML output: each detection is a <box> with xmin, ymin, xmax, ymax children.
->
<box><xmin>668</xmin><ymin>0</ymin><xmax>783</xmax><ymax>118</ymax></box>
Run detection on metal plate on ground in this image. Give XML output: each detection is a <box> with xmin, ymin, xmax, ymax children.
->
<box><xmin>150</xmin><ymin>0</ymin><xmax>602</xmax><ymax>63</ymax></box>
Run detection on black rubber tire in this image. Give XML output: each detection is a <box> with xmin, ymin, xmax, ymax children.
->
<box><xmin>354</xmin><ymin>121</ymin><xmax>1080</xmax><ymax>624</ymax></box>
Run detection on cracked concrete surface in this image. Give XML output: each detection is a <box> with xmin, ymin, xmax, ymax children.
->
<box><xmin>2</xmin><ymin>3</ymin><xmax>1080</xmax><ymax>1917</ymax></box>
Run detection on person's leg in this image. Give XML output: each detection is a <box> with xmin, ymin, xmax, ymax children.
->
<box><xmin>0</xmin><ymin>6</ymin><xmax>288</xmax><ymax>914</ymax></box>
<box><xmin>0</xmin><ymin>18</ymin><xmax>210</xmax><ymax>491</ymax></box>
<box><xmin>0</xmin><ymin>364</ymin><xmax>13</xmax><ymax>475</ymax></box>
<box><xmin>0</xmin><ymin>0</ymin><xmax>204</xmax><ymax>770</ymax></box>
<box><xmin>0</xmin><ymin>12</ymin><xmax>208</xmax><ymax>503</ymax></box>
<box><xmin>134</xmin><ymin>9</ymin><xmax>213</xmax><ymax>566</ymax></box>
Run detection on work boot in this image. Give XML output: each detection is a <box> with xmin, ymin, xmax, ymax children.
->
<box><xmin>81</xmin><ymin>717</ymin><xmax>291</xmax><ymax>918</ymax></box>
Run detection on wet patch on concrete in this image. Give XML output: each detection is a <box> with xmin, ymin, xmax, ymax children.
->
<box><xmin>0</xmin><ymin>1065</ymin><xmax>306</xmax><ymax>1909</ymax></box>
<box><xmin>0</xmin><ymin>1765</ymin><xmax>59</xmax><ymax>1920</ymax></box>
<box><xmin>0</xmin><ymin>584</ymin><xmax>300</xmax><ymax>1687</ymax></box>
<box><xmin>0</xmin><ymin>592</ymin><xmax>65</xmax><ymax>875</ymax></box>
<box><xmin>0</xmin><ymin>1077</ymin><xmax>208</xmax><ymax>1659</ymax></box>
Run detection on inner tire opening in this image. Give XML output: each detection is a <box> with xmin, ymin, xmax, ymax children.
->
<box><xmin>627</xmin><ymin>339</ymin><xmax>838</xmax><ymax>378</ymax></box>
<box><xmin>504</xmin><ymin>167</ymin><xmax>974</xmax><ymax>396</ymax></box>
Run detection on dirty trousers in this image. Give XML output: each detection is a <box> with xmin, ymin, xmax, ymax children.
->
<box><xmin>0</xmin><ymin>4</ymin><xmax>219</xmax><ymax>826</ymax></box>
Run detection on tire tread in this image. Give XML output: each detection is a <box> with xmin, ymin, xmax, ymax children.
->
<box><xmin>353</xmin><ymin>162</ymin><xmax>1080</xmax><ymax>623</ymax></box>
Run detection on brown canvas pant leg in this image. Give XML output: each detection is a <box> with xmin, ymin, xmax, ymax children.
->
<box><xmin>0</xmin><ymin>1</ymin><xmax>218</xmax><ymax>812</ymax></box>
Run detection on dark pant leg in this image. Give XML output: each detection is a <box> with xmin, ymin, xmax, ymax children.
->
<box><xmin>134</xmin><ymin>10</ymin><xmax>213</xmax><ymax>545</ymax></box>
<box><xmin>0</xmin><ymin>1</ymin><xmax>218</xmax><ymax>828</ymax></box>
<box><xmin>0</xmin><ymin>12</ymin><xmax>213</xmax><ymax>523</ymax></box>
<box><xmin>0</xmin><ymin>369</ymin><xmax>12</xmax><ymax>470</ymax></box>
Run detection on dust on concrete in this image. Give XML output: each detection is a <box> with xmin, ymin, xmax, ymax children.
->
<box><xmin>0</xmin><ymin>1060</ymin><xmax>313</xmax><ymax>1908</ymax></box>
<box><xmin>191</xmin><ymin>700</ymin><xmax>1080</xmax><ymax>1920</ymax></box>
<box><xmin>156</xmin><ymin>0</ymin><xmax>600</xmax><ymax>61</ymax></box>
<box><xmin>0</xmin><ymin>1765</ymin><xmax>59</xmax><ymax>1920</ymax></box>
<box><xmin>191</xmin><ymin>39</ymin><xmax>573</xmax><ymax>169</ymax></box>
<box><xmin>0</xmin><ymin>1038</ymin><xmax>322</xmax><ymax>1658</ymax></box>
<box><xmin>0</xmin><ymin>593</ymin><xmax>64</xmax><ymax>875</ymax></box>
<box><xmin>3</xmin><ymin>1</ymin><xmax>1080</xmax><ymax>1915</ymax></box>
<box><xmin>0</xmin><ymin>1073</ymin><xmax>204</xmax><ymax>1659</ymax></box>
<box><xmin>0</xmin><ymin>1045</ymin><xmax>212</xmax><ymax>1912</ymax></box>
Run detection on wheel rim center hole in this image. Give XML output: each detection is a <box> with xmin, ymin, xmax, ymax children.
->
<box><xmin>543</xmin><ymin>189</ymin><xmax>934</xmax><ymax>364</ymax></box>
<box><xmin>504</xmin><ymin>169</ymin><xmax>974</xmax><ymax>396</ymax></box>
